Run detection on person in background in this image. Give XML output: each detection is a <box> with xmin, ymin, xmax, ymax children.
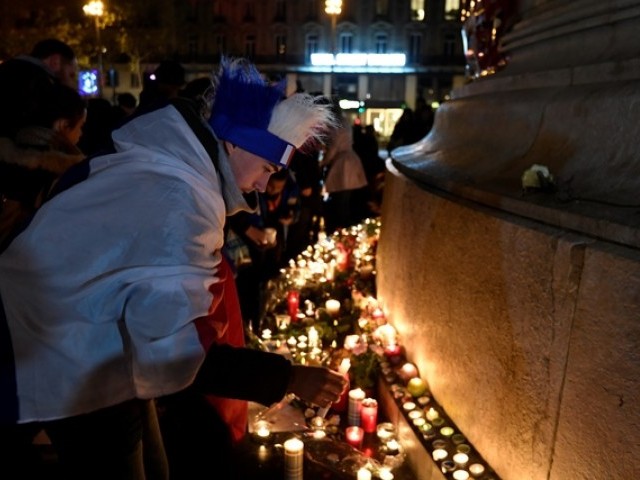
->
<box><xmin>0</xmin><ymin>57</ymin><xmax>343</xmax><ymax>480</ymax></box>
<box><xmin>0</xmin><ymin>39</ymin><xmax>78</xmax><ymax>139</ymax></box>
<box><xmin>138</xmin><ymin>59</ymin><xmax>186</xmax><ymax>113</ymax></box>
<box><xmin>321</xmin><ymin>104</ymin><xmax>369</xmax><ymax>233</ymax></box>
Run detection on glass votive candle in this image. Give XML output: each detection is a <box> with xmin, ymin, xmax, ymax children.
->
<box><xmin>425</xmin><ymin>407</ymin><xmax>439</xmax><ymax>420</ymax></box>
<box><xmin>440</xmin><ymin>426</ymin><xmax>455</xmax><ymax>437</ymax></box>
<box><xmin>283</xmin><ymin>437</ymin><xmax>304</xmax><ymax>480</ymax></box>
<box><xmin>408</xmin><ymin>409</ymin><xmax>424</xmax><ymax>420</ymax></box>
<box><xmin>360</xmin><ymin>398</ymin><xmax>378</xmax><ymax>433</ymax></box>
<box><xmin>451</xmin><ymin>433</ymin><xmax>466</xmax><ymax>445</ymax></box>
<box><xmin>378</xmin><ymin>467</ymin><xmax>395</xmax><ymax>480</ymax></box>
<box><xmin>432</xmin><ymin>448</ymin><xmax>448</xmax><ymax>461</ymax></box>
<box><xmin>376</xmin><ymin>422</ymin><xmax>396</xmax><ymax>441</ymax></box>
<box><xmin>357</xmin><ymin>467</ymin><xmax>372</xmax><ymax>480</ymax></box>
<box><xmin>416</xmin><ymin>395</ymin><xmax>431</xmax><ymax>407</ymax></box>
<box><xmin>453</xmin><ymin>452</ymin><xmax>469</xmax><ymax>467</ymax></box>
<box><xmin>468</xmin><ymin>463</ymin><xmax>486</xmax><ymax>477</ymax></box>
<box><xmin>252</xmin><ymin>419</ymin><xmax>271</xmax><ymax>443</ymax></box>
<box><xmin>431</xmin><ymin>417</ymin><xmax>445</xmax><ymax>427</ymax></box>
<box><xmin>384</xmin><ymin>439</ymin><xmax>401</xmax><ymax>456</ymax></box>
<box><xmin>441</xmin><ymin>460</ymin><xmax>456</xmax><ymax>473</ymax></box>
<box><xmin>402</xmin><ymin>401</ymin><xmax>416</xmax><ymax>412</ymax></box>
<box><xmin>456</xmin><ymin>443</ymin><xmax>472</xmax><ymax>454</ymax></box>
<box><xmin>412</xmin><ymin>417</ymin><xmax>426</xmax><ymax>428</ymax></box>
<box><xmin>432</xmin><ymin>439</ymin><xmax>448</xmax><ymax>450</ymax></box>
<box><xmin>345</xmin><ymin>426</ymin><xmax>364</xmax><ymax>449</ymax></box>
<box><xmin>453</xmin><ymin>470</ymin><xmax>470</xmax><ymax>480</ymax></box>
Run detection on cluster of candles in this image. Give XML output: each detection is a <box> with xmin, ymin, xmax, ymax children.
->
<box><xmin>257</xmin><ymin>218</ymin><xmax>496</xmax><ymax>480</ymax></box>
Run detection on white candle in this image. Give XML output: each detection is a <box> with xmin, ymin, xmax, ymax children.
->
<box><xmin>308</xmin><ymin>327</ymin><xmax>319</xmax><ymax>348</ymax></box>
<box><xmin>356</xmin><ymin>468</ymin><xmax>372</xmax><ymax>480</ymax></box>
<box><xmin>426</xmin><ymin>407</ymin><xmax>440</xmax><ymax>420</ymax></box>
<box><xmin>469</xmin><ymin>463</ymin><xmax>486</xmax><ymax>477</ymax></box>
<box><xmin>432</xmin><ymin>448</ymin><xmax>448</xmax><ymax>461</ymax></box>
<box><xmin>453</xmin><ymin>452</ymin><xmax>469</xmax><ymax>467</ymax></box>
<box><xmin>378</xmin><ymin>467</ymin><xmax>395</xmax><ymax>480</ymax></box>
<box><xmin>325</xmin><ymin>299</ymin><xmax>341</xmax><ymax>315</ymax></box>
<box><xmin>453</xmin><ymin>470</ymin><xmax>470</xmax><ymax>480</ymax></box>
<box><xmin>348</xmin><ymin>388</ymin><xmax>366</xmax><ymax>426</ymax></box>
<box><xmin>283</xmin><ymin>437</ymin><xmax>304</xmax><ymax>480</ymax></box>
<box><xmin>253</xmin><ymin>420</ymin><xmax>271</xmax><ymax>439</ymax></box>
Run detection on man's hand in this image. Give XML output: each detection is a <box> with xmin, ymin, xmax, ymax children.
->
<box><xmin>287</xmin><ymin>365</ymin><xmax>348</xmax><ymax>408</ymax></box>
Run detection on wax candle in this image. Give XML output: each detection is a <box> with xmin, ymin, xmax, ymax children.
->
<box><xmin>376</xmin><ymin>422</ymin><xmax>396</xmax><ymax>441</ymax></box>
<box><xmin>453</xmin><ymin>470</ymin><xmax>470</xmax><ymax>480</ymax></box>
<box><xmin>453</xmin><ymin>452</ymin><xmax>469</xmax><ymax>467</ymax></box>
<box><xmin>283</xmin><ymin>437</ymin><xmax>304</xmax><ymax>480</ymax></box>
<box><xmin>360</xmin><ymin>398</ymin><xmax>378</xmax><ymax>433</ymax></box>
<box><xmin>325</xmin><ymin>299</ymin><xmax>341</xmax><ymax>315</ymax></box>
<box><xmin>426</xmin><ymin>407</ymin><xmax>440</xmax><ymax>420</ymax></box>
<box><xmin>383</xmin><ymin>343</ymin><xmax>402</xmax><ymax>364</ymax></box>
<box><xmin>469</xmin><ymin>463</ymin><xmax>486</xmax><ymax>477</ymax></box>
<box><xmin>287</xmin><ymin>290</ymin><xmax>300</xmax><ymax>319</ymax></box>
<box><xmin>402</xmin><ymin>401</ymin><xmax>416</xmax><ymax>412</ymax></box>
<box><xmin>432</xmin><ymin>448</ymin><xmax>448</xmax><ymax>461</ymax></box>
<box><xmin>307</xmin><ymin>327</ymin><xmax>319</xmax><ymax>348</ymax></box>
<box><xmin>348</xmin><ymin>388</ymin><xmax>365</xmax><ymax>426</ymax></box>
<box><xmin>441</xmin><ymin>426</ymin><xmax>455</xmax><ymax>437</ymax></box>
<box><xmin>378</xmin><ymin>467</ymin><xmax>394</xmax><ymax>480</ymax></box>
<box><xmin>356</xmin><ymin>467</ymin><xmax>372</xmax><ymax>480</ymax></box>
<box><xmin>345</xmin><ymin>426</ymin><xmax>364</xmax><ymax>449</ymax></box>
<box><xmin>252</xmin><ymin>420</ymin><xmax>271</xmax><ymax>442</ymax></box>
<box><xmin>384</xmin><ymin>439</ymin><xmax>400</xmax><ymax>455</ymax></box>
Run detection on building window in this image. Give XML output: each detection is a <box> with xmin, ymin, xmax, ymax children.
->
<box><xmin>245</xmin><ymin>34</ymin><xmax>256</xmax><ymax>58</ymax></box>
<box><xmin>339</xmin><ymin>32</ymin><xmax>353</xmax><ymax>53</ymax></box>
<box><xmin>408</xmin><ymin>33</ymin><xmax>422</xmax><ymax>63</ymax></box>
<box><xmin>374</xmin><ymin>33</ymin><xmax>388</xmax><ymax>54</ymax></box>
<box><xmin>443</xmin><ymin>33</ymin><xmax>457</xmax><ymax>56</ymax></box>
<box><xmin>305</xmin><ymin>33</ymin><xmax>319</xmax><ymax>61</ymax></box>
<box><xmin>444</xmin><ymin>0</ymin><xmax>460</xmax><ymax>21</ymax></box>
<box><xmin>276</xmin><ymin>34</ymin><xmax>287</xmax><ymax>57</ymax></box>
<box><xmin>411</xmin><ymin>0</ymin><xmax>425</xmax><ymax>21</ymax></box>
<box><xmin>275</xmin><ymin>0</ymin><xmax>286</xmax><ymax>20</ymax></box>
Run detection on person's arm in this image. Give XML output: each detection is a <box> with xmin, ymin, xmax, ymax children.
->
<box><xmin>193</xmin><ymin>343</ymin><xmax>346</xmax><ymax>407</ymax></box>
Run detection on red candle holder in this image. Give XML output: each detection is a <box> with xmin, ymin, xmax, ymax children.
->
<box><xmin>345</xmin><ymin>426</ymin><xmax>364</xmax><ymax>449</ymax></box>
<box><xmin>360</xmin><ymin>398</ymin><xmax>378</xmax><ymax>433</ymax></box>
<box><xmin>287</xmin><ymin>290</ymin><xmax>300</xmax><ymax>320</ymax></box>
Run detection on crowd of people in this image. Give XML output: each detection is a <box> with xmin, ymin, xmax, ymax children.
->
<box><xmin>0</xmin><ymin>37</ymin><xmax>427</xmax><ymax>479</ymax></box>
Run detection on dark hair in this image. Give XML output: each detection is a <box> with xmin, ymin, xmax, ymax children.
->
<box><xmin>117</xmin><ymin>92</ymin><xmax>137</xmax><ymax>109</ymax></box>
<box><xmin>34</xmin><ymin>84</ymin><xmax>86</xmax><ymax>128</ymax></box>
<box><xmin>30</xmin><ymin>39</ymin><xmax>75</xmax><ymax>62</ymax></box>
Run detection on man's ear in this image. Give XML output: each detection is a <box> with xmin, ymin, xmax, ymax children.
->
<box><xmin>223</xmin><ymin>140</ymin><xmax>236</xmax><ymax>155</ymax></box>
<box><xmin>52</xmin><ymin>118</ymin><xmax>69</xmax><ymax>134</ymax></box>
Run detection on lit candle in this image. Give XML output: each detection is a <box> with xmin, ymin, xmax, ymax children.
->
<box><xmin>453</xmin><ymin>470</ymin><xmax>470</xmax><ymax>480</ymax></box>
<box><xmin>384</xmin><ymin>439</ymin><xmax>400</xmax><ymax>455</ymax></box>
<box><xmin>432</xmin><ymin>448</ymin><xmax>448</xmax><ymax>461</ymax></box>
<box><xmin>441</xmin><ymin>426</ymin><xmax>455</xmax><ymax>437</ymax></box>
<box><xmin>412</xmin><ymin>417</ymin><xmax>426</xmax><ymax>428</ymax></box>
<box><xmin>287</xmin><ymin>290</ymin><xmax>300</xmax><ymax>319</ymax></box>
<box><xmin>383</xmin><ymin>343</ymin><xmax>402</xmax><ymax>364</ymax></box>
<box><xmin>453</xmin><ymin>452</ymin><xmax>469</xmax><ymax>467</ymax></box>
<box><xmin>356</xmin><ymin>467</ymin><xmax>372</xmax><ymax>480</ymax></box>
<box><xmin>325</xmin><ymin>299</ymin><xmax>341</xmax><ymax>316</ymax></box>
<box><xmin>376</xmin><ymin>422</ymin><xmax>396</xmax><ymax>441</ymax></box>
<box><xmin>252</xmin><ymin>420</ymin><xmax>271</xmax><ymax>442</ymax></box>
<box><xmin>343</xmin><ymin>334</ymin><xmax>360</xmax><ymax>350</ymax></box>
<box><xmin>378</xmin><ymin>467</ymin><xmax>394</xmax><ymax>480</ymax></box>
<box><xmin>426</xmin><ymin>407</ymin><xmax>440</xmax><ymax>420</ymax></box>
<box><xmin>348</xmin><ymin>388</ymin><xmax>365</xmax><ymax>426</ymax></box>
<box><xmin>283</xmin><ymin>437</ymin><xmax>304</xmax><ymax>480</ymax></box>
<box><xmin>360</xmin><ymin>398</ymin><xmax>378</xmax><ymax>433</ymax></box>
<box><xmin>307</xmin><ymin>327</ymin><xmax>319</xmax><ymax>348</ymax></box>
<box><xmin>261</xmin><ymin>329</ymin><xmax>272</xmax><ymax>340</ymax></box>
<box><xmin>408</xmin><ymin>410</ymin><xmax>424</xmax><ymax>420</ymax></box>
<box><xmin>402</xmin><ymin>401</ymin><xmax>416</xmax><ymax>412</ymax></box>
<box><xmin>469</xmin><ymin>463</ymin><xmax>486</xmax><ymax>477</ymax></box>
<box><xmin>345</xmin><ymin>426</ymin><xmax>364</xmax><ymax>449</ymax></box>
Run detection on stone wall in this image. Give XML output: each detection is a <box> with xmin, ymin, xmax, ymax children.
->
<box><xmin>378</xmin><ymin>1</ymin><xmax>640</xmax><ymax>478</ymax></box>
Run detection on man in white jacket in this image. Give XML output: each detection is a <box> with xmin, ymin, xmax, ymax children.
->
<box><xmin>0</xmin><ymin>58</ymin><xmax>343</xmax><ymax>479</ymax></box>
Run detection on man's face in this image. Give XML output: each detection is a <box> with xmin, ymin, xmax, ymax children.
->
<box><xmin>225</xmin><ymin>142</ymin><xmax>279</xmax><ymax>193</ymax></box>
<box><xmin>45</xmin><ymin>54</ymin><xmax>78</xmax><ymax>89</ymax></box>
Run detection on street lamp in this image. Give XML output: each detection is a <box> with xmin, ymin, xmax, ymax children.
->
<box><xmin>325</xmin><ymin>0</ymin><xmax>342</xmax><ymax>57</ymax></box>
<box><xmin>324</xmin><ymin>0</ymin><xmax>342</xmax><ymax>97</ymax></box>
<box><xmin>83</xmin><ymin>0</ymin><xmax>104</xmax><ymax>96</ymax></box>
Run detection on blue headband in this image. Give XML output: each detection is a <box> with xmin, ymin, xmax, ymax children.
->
<box><xmin>210</xmin><ymin>114</ymin><xmax>296</xmax><ymax>167</ymax></box>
